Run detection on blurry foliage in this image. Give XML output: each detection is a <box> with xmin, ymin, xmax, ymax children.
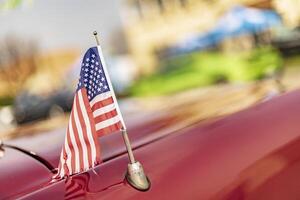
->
<box><xmin>0</xmin><ymin>96</ymin><xmax>14</xmax><ymax>106</ymax></box>
<box><xmin>0</xmin><ymin>0</ymin><xmax>23</xmax><ymax>10</ymax></box>
<box><xmin>129</xmin><ymin>47</ymin><xmax>283</xmax><ymax>96</ymax></box>
<box><xmin>0</xmin><ymin>36</ymin><xmax>39</xmax><ymax>105</ymax></box>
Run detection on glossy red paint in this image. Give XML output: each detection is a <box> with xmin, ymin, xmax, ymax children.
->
<box><xmin>3</xmin><ymin>89</ymin><xmax>300</xmax><ymax>199</ymax></box>
<box><xmin>10</xmin><ymin>109</ymin><xmax>185</xmax><ymax>168</ymax></box>
<box><xmin>0</xmin><ymin>148</ymin><xmax>52</xmax><ymax>199</ymax></box>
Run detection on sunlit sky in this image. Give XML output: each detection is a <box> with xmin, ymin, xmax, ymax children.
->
<box><xmin>0</xmin><ymin>0</ymin><xmax>124</xmax><ymax>52</ymax></box>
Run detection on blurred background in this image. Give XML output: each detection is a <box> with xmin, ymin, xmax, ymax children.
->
<box><xmin>1</xmin><ymin>0</ymin><xmax>300</xmax><ymax>139</ymax></box>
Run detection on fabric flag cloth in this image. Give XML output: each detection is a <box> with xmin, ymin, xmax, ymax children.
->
<box><xmin>56</xmin><ymin>46</ymin><xmax>124</xmax><ymax>178</ymax></box>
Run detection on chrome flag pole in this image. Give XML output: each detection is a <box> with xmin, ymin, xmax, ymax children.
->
<box><xmin>93</xmin><ymin>31</ymin><xmax>150</xmax><ymax>191</ymax></box>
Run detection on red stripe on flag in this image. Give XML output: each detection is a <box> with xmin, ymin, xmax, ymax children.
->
<box><xmin>66</xmin><ymin>125</ymin><xmax>76</xmax><ymax>173</ymax></box>
<box><xmin>61</xmin><ymin>147</ymin><xmax>69</xmax><ymax>176</ymax></box>
<box><xmin>81</xmin><ymin>88</ymin><xmax>101</xmax><ymax>164</ymax></box>
<box><xmin>71</xmin><ymin>94</ymin><xmax>85</xmax><ymax>171</ymax></box>
<box><xmin>75</xmin><ymin>91</ymin><xmax>93</xmax><ymax>168</ymax></box>
<box><xmin>91</xmin><ymin>97</ymin><xmax>114</xmax><ymax>111</ymax></box>
<box><xmin>64</xmin><ymin>122</ymin><xmax>76</xmax><ymax>172</ymax></box>
<box><xmin>94</xmin><ymin>109</ymin><xmax>118</xmax><ymax>124</ymax></box>
<box><xmin>96</xmin><ymin>121</ymin><xmax>122</xmax><ymax>137</ymax></box>
<box><xmin>61</xmin><ymin>131</ymin><xmax>68</xmax><ymax>173</ymax></box>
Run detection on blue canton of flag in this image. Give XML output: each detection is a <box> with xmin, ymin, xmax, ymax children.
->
<box><xmin>78</xmin><ymin>47</ymin><xmax>110</xmax><ymax>101</ymax></box>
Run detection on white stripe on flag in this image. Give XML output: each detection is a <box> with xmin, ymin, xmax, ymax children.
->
<box><xmin>58</xmin><ymin>152</ymin><xmax>65</xmax><ymax>177</ymax></box>
<box><xmin>95</xmin><ymin>115</ymin><xmax>120</xmax><ymax>130</ymax></box>
<box><xmin>68</xmin><ymin>110</ymin><xmax>81</xmax><ymax>173</ymax></box>
<box><xmin>97</xmin><ymin>46</ymin><xmax>126</xmax><ymax>129</ymax></box>
<box><xmin>78</xmin><ymin>90</ymin><xmax>97</xmax><ymax>166</ymax></box>
<box><xmin>90</xmin><ymin>91</ymin><xmax>112</xmax><ymax>107</ymax></box>
<box><xmin>93</xmin><ymin>103</ymin><xmax>115</xmax><ymax>118</ymax></box>
<box><xmin>64</xmin><ymin>133</ymin><xmax>72</xmax><ymax>174</ymax></box>
<box><xmin>73</xmin><ymin>94</ymin><xmax>89</xmax><ymax>170</ymax></box>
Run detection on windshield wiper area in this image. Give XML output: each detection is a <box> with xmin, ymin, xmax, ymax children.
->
<box><xmin>0</xmin><ymin>140</ymin><xmax>56</xmax><ymax>173</ymax></box>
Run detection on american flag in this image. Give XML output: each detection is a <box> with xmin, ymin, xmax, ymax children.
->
<box><xmin>56</xmin><ymin>46</ymin><xmax>124</xmax><ymax>178</ymax></box>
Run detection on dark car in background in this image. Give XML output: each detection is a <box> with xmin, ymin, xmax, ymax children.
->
<box><xmin>272</xmin><ymin>27</ymin><xmax>300</xmax><ymax>56</ymax></box>
<box><xmin>13</xmin><ymin>89</ymin><xmax>74</xmax><ymax>124</ymax></box>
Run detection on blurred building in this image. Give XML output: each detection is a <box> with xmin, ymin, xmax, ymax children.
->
<box><xmin>0</xmin><ymin>0</ymin><xmax>129</xmax><ymax>98</ymax></box>
<box><xmin>120</xmin><ymin>0</ymin><xmax>282</xmax><ymax>74</ymax></box>
<box><xmin>273</xmin><ymin>0</ymin><xmax>300</xmax><ymax>28</ymax></box>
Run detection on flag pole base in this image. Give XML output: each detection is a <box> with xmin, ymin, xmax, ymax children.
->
<box><xmin>126</xmin><ymin>161</ymin><xmax>151</xmax><ymax>191</ymax></box>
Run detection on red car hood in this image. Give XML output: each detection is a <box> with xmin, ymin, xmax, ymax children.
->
<box><xmin>0</xmin><ymin>147</ymin><xmax>53</xmax><ymax>199</ymax></box>
<box><xmin>1</xmin><ymin>98</ymin><xmax>203</xmax><ymax>199</ymax></box>
<box><xmin>3</xmin><ymin>89</ymin><xmax>300</xmax><ymax>199</ymax></box>
<box><xmin>20</xmin><ymin>89</ymin><xmax>300</xmax><ymax>200</ymax></box>
<box><xmin>8</xmin><ymin>106</ymin><xmax>195</xmax><ymax>168</ymax></box>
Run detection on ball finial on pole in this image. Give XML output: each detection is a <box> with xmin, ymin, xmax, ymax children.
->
<box><xmin>93</xmin><ymin>31</ymin><xmax>100</xmax><ymax>46</ymax></box>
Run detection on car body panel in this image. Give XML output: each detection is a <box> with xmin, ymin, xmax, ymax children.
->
<box><xmin>13</xmin><ymin>89</ymin><xmax>74</xmax><ymax>124</ymax></box>
<box><xmin>9</xmin><ymin>108</ymin><xmax>190</xmax><ymax>168</ymax></box>
<box><xmin>0</xmin><ymin>148</ymin><xmax>52</xmax><ymax>199</ymax></box>
<box><xmin>14</xmin><ymin>89</ymin><xmax>300</xmax><ymax>199</ymax></box>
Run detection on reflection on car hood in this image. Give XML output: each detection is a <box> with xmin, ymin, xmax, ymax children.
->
<box><xmin>0</xmin><ymin>147</ymin><xmax>53</xmax><ymax>199</ymax></box>
<box><xmin>8</xmin><ymin>106</ymin><xmax>204</xmax><ymax>168</ymax></box>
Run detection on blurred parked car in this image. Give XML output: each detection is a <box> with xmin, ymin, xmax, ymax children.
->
<box><xmin>13</xmin><ymin>89</ymin><xmax>74</xmax><ymax>124</ymax></box>
<box><xmin>272</xmin><ymin>27</ymin><xmax>300</xmax><ymax>56</ymax></box>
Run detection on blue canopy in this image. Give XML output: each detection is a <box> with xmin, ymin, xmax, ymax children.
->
<box><xmin>214</xmin><ymin>5</ymin><xmax>281</xmax><ymax>36</ymax></box>
<box><xmin>169</xmin><ymin>6</ymin><xmax>281</xmax><ymax>55</ymax></box>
